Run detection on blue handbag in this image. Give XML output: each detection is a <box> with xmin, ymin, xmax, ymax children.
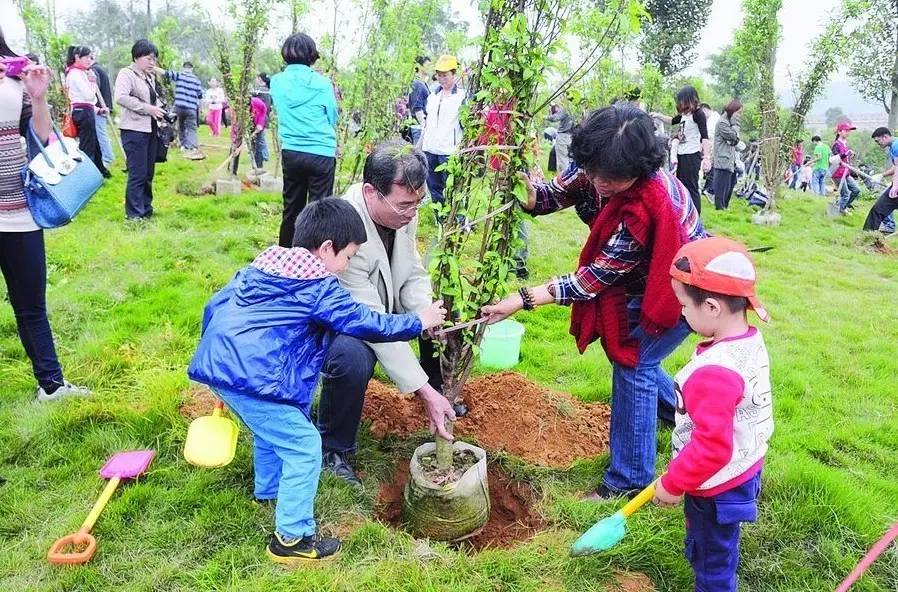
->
<box><xmin>22</xmin><ymin>123</ymin><xmax>103</xmax><ymax>229</ymax></box>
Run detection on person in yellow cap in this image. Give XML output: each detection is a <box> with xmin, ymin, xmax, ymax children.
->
<box><xmin>419</xmin><ymin>54</ymin><xmax>464</xmax><ymax>213</ymax></box>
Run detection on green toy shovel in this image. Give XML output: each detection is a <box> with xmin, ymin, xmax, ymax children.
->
<box><xmin>570</xmin><ymin>479</ymin><xmax>658</xmax><ymax>556</ymax></box>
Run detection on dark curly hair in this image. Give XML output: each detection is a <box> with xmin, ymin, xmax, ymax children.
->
<box><xmin>569</xmin><ymin>105</ymin><xmax>666</xmax><ymax>181</ymax></box>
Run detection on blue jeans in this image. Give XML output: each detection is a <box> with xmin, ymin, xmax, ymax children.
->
<box><xmin>788</xmin><ymin>164</ymin><xmax>800</xmax><ymax>189</ymax></box>
<box><xmin>213</xmin><ymin>386</ymin><xmax>321</xmax><ymax>539</ymax></box>
<box><xmin>95</xmin><ymin>113</ymin><xmax>115</xmax><ymax>165</ymax></box>
<box><xmin>837</xmin><ymin>175</ymin><xmax>861</xmax><ymax>210</ymax></box>
<box><xmin>810</xmin><ymin>168</ymin><xmax>826</xmax><ymax>195</ymax></box>
<box><xmin>685</xmin><ymin>472</ymin><xmax>762</xmax><ymax>592</ymax></box>
<box><xmin>0</xmin><ymin>230</ymin><xmax>64</xmax><ymax>391</ymax></box>
<box><xmin>410</xmin><ymin>126</ymin><xmax>422</xmax><ymax>146</ymax></box>
<box><xmin>424</xmin><ymin>151</ymin><xmax>449</xmax><ymax>206</ymax></box>
<box><xmin>604</xmin><ymin>298</ymin><xmax>692</xmax><ymax>492</ymax></box>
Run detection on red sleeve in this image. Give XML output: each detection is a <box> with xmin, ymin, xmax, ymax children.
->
<box><xmin>661</xmin><ymin>365</ymin><xmax>744</xmax><ymax>496</ymax></box>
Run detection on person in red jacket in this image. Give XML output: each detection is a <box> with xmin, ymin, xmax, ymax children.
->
<box><xmin>482</xmin><ymin>105</ymin><xmax>706</xmax><ymax>499</ymax></box>
<box><xmin>655</xmin><ymin>236</ymin><xmax>774</xmax><ymax>592</ymax></box>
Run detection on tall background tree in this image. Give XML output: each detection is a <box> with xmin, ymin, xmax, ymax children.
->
<box><xmin>638</xmin><ymin>0</ymin><xmax>713</xmax><ymax>76</ymax></box>
<box><xmin>706</xmin><ymin>43</ymin><xmax>756</xmax><ymax>101</ymax></box>
<box><xmin>846</xmin><ymin>0</ymin><xmax>898</xmax><ymax>129</ymax></box>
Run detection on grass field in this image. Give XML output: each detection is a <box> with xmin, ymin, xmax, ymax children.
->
<box><xmin>1</xmin><ymin>128</ymin><xmax>896</xmax><ymax>591</ymax></box>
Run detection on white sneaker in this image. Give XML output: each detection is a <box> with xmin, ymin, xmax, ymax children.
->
<box><xmin>36</xmin><ymin>381</ymin><xmax>92</xmax><ymax>402</ymax></box>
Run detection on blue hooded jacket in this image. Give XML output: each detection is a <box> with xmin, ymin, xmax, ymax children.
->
<box><xmin>187</xmin><ymin>247</ymin><xmax>422</xmax><ymax>415</ymax></box>
<box><xmin>270</xmin><ymin>64</ymin><xmax>338</xmax><ymax>157</ymax></box>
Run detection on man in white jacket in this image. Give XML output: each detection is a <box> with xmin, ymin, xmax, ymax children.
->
<box><xmin>317</xmin><ymin>141</ymin><xmax>456</xmax><ymax>486</ymax></box>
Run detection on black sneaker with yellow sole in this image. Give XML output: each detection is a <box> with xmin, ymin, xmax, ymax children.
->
<box><xmin>267</xmin><ymin>532</ymin><xmax>341</xmax><ymax>564</ymax></box>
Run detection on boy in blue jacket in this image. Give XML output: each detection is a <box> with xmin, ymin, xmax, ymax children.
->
<box><xmin>188</xmin><ymin>198</ymin><xmax>447</xmax><ymax>564</ymax></box>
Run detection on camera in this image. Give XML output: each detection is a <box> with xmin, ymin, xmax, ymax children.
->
<box><xmin>162</xmin><ymin>111</ymin><xmax>177</xmax><ymax>125</ymax></box>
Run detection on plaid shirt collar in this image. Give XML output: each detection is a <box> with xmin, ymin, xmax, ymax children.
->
<box><xmin>251</xmin><ymin>246</ymin><xmax>332</xmax><ymax>280</ymax></box>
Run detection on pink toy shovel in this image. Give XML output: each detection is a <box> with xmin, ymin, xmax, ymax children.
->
<box><xmin>48</xmin><ymin>450</ymin><xmax>155</xmax><ymax>565</ymax></box>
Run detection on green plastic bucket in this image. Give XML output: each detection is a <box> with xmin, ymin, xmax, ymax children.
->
<box><xmin>479</xmin><ymin>319</ymin><xmax>525</xmax><ymax>369</ymax></box>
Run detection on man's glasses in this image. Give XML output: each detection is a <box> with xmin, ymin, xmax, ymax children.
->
<box><xmin>379</xmin><ymin>181</ymin><xmax>426</xmax><ymax>216</ymax></box>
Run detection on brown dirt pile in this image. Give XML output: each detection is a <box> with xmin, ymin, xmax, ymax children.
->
<box><xmin>363</xmin><ymin>372</ymin><xmax>610</xmax><ymax>468</ymax></box>
<box><xmin>376</xmin><ymin>460</ymin><xmax>545</xmax><ymax>550</ymax></box>
<box><xmin>179</xmin><ymin>384</ymin><xmax>218</xmax><ymax>420</ymax></box>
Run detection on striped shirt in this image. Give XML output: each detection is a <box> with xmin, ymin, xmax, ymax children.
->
<box><xmin>165</xmin><ymin>70</ymin><xmax>203</xmax><ymax>110</ymax></box>
<box><xmin>0</xmin><ymin>77</ymin><xmax>38</xmax><ymax>231</ymax></box>
<box><xmin>532</xmin><ymin>166</ymin><xmax>704</xmax><ymax>305</ymax></box>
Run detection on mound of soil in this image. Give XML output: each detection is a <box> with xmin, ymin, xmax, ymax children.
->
<box><xmin>180</xmin><ymin>384</ymin><xmax>218</xmax><ymax>420</ymax></box>
<box><xmin>376</xmin><ymin>460</ymin><xmax>545</xmax><ymax>550</ymax></box>
<box><xmin>363</xmin><ymin>372</ymin><xmax>610</xmax><ymax>468</ymax></box>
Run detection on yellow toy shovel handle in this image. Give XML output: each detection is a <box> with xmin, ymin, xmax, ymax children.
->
<box><xmin>620</xmin><ymin>479</ymin><xmax>659</xmax><ymax>518</ymax></box>
<box><xmin>48</xmin><ymin>476</ymin><xmax>121</xmax><ymax>565</ymax></box>
<box><xmin>212</xmin><ymin>400</ymin><xmax>225</xmax><ymax>417</ymax></box>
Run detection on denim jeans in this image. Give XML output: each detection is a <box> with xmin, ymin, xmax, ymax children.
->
<box><xmin>0</xmin><ymin>230</ymin><xmax>65</xmax><ymax>391</ymax></box>
<box><xmin>95</xmin><ymin>113</ymin><xmax>115</xmax><ymax>165</ymax></box>
<box><xmin>837</xmin><ymin>175</ymin><xmax>861</xmax><ymax>210</ymax></box>
<box><xmin>175</xmin><ymin>105</ymin><xmax>198</xmax><ymax>149</ymax></box>
<box><xmin>788</xmin><ymin>164</ymin><xmax>800</xmax><ymax>189</ymax></box>
<box><xmin>424</xmin><ymin>151</ymin><xmax>450</xmax><ymax>205</ymax></box>
<box><xmin>604</xmin><ymin>298</ymin><xmax>692</xmax><ymax>492</ymax></box>
<box><xmin>213</xmin><ymin>386</ymin><xmax>321</xmax><ymax>539</ymax></box>
<box><xmin>810</xmin><ymin>168</ymin><xmax>826</xmax><ymax>195</ymax></box>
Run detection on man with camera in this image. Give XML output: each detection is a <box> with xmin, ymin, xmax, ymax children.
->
<box><xmin>158</xmin><ymin>61</ymin><xmax>205</xmax><ymax>160</ymax></box>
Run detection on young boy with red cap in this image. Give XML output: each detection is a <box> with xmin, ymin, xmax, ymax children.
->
<box><xmin>653</xmin><ymin>236</ymin><xmax>774</xmax><ymax>591</ymax></box>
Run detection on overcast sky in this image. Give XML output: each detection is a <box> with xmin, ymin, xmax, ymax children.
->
<box><xmin>0</xmin><ymin>0</ymin><xmax>864</xmax><ymax>105</ymax></box>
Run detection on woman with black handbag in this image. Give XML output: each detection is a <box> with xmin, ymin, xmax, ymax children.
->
<box><xmin>114</xmin><ymin>39</ymin><xmax>166</xmax><ymax>220</ymax></box>
<box><xmin>0</xmin><ymin>27</ymin><xmax>91</xmax><ymax>401</ymax></box>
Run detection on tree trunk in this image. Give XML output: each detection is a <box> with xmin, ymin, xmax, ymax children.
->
<box><xmin>889</xmin><ymin>48</ymin><xmax>898</xmax><ymax>130</ymax></box>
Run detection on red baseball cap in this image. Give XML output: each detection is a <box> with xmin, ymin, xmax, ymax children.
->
<box><xmin>836</xmin><ymin>121</ymin><xmax>856</xmax><ymax>132</ymax></box>
<box><xmin>669</xmin><ymin>237</ymin><xmax>770</xmax><ymax>322</ymax></box>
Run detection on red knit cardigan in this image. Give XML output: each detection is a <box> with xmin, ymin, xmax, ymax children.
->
<box><xmin>569</xmin><ymin>174</ymin><xmax>690</xmax><ymax>367</ymax></box>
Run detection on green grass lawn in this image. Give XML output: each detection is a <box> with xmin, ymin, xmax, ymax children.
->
<box><xmin>1</xmin><ymin>128</ymin><xmax>896</xmax><ymax>591</ymax></box>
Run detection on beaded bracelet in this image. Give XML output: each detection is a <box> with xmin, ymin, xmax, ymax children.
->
<box><xmin>518</xmin><ymin>287</ymin><xmax>535</xmax><ymax>311</ymax></box>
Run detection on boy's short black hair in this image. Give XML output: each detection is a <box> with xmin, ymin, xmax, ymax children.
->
<box><xmin>292</xmin><ymin>197</ymin><xmax>367</xmax><ymax>253</ymax></box>
<box><xmin>131</xmin><ymin>39</ymin><xmax>158</xmax><ymax>60</ymax></box>
<box><xmin>872</xmin><ymin>127</ymin><xmax>892</xmax><ymax>139</ymax></box>
<box><xmin>281</xmin><ymin>33</ymin><xmax>319</xmax><ymax>66</ymax></box>
<box><xmin>569</xmin><ymin>104</ymin><xmax>666</xmax><ymax>180</ymax></box>
<box><xmin>811</xmin><ymin>135</ymin><xmax>821</xmax><ymax>142</ymax></box>
<box><xmin>673</xmin><ymin>257</ymin><xmax>749</xmax><ymax>313</ymax></box>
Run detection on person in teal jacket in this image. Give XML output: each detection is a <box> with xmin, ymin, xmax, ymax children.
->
<box><xmin>270</xmin><ymin>33</ymin><xmax>339</xmax><ymax>247</ymax></box>
<box><xmin>188</xmin><ymin>198</ymin><xmax>447</xmax><ymax>564</ymax></box>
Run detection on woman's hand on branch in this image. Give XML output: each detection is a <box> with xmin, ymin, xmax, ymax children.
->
<box><xmin>481</xmin><ymin>293</ymin><xmax>524</xmax><ymax>324</ymax></box>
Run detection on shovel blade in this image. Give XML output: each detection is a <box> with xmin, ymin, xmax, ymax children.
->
<box><xmin>183</xmin><ymin>415</ymin><xmax>239</xmax><ymax>468</ymax></box>
<box><xmin>99</xmin><ymin>450</ymin><xmax>155</xmax><ymax>479</ymax></box>
<box><xmin>570</xmin><ymin>511</ymin><xmax>627</xmax><ymax>556</ymax></box>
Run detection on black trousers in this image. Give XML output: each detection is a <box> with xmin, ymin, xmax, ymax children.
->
<box><xmin>72</xmin><ymin>107</ymin><xmax>109</xmax><ymax>176</ymax></box>
<box><xmin>863</xmin><ymin>188</ymin><xmax>898</xmax><ymax>231</ymax></box>
<box><xmin>677</xmin><ymin>151</ymin><xmax>703</xmax><ymax>214</ymax></box>
<box><xmin>121</xmin><ymin>129</ymin><xmax>157</xmax><ymax>219</ymax></box>
<box><xmin>712</xmin><ymin>168</ymin><xmax>736</xmax><ymax>210</ymax></box>
<box><xmin>279</xmin><ymin>149</ymin><xmax>336</xmax><ymax>247</ymax></box>
<box><xmin>0</xmin><ymin>230</ymin><xmax>64</xmax><ymax>390</ymax></box>
<box><xmin>316</xmin><ymin>335</ymin><xmax>442</xmax><ymax>453</ymax></box>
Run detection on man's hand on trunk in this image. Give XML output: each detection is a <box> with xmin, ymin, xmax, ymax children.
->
<box><xmin>416</xmin><ymin>383</ymin><xmax>456</xmax><ymax>441</ymax></box>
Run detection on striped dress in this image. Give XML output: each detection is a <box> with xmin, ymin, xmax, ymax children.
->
<box><xmin>0</xmin><ymin>77</ymin><xmax>37</xmax><ymax>232</ymax></box>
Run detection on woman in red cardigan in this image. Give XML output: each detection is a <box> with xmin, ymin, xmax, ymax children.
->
<box><xmin>483</xmin><ymin>105</ymin><xmax>705</xmax><ymax>499</ymax></box>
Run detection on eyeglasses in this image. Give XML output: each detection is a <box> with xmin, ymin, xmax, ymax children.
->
<box><xmin>378</xmin><ymin>182</ymin><xmax>426</xmax><ymax>216</ymax></box>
